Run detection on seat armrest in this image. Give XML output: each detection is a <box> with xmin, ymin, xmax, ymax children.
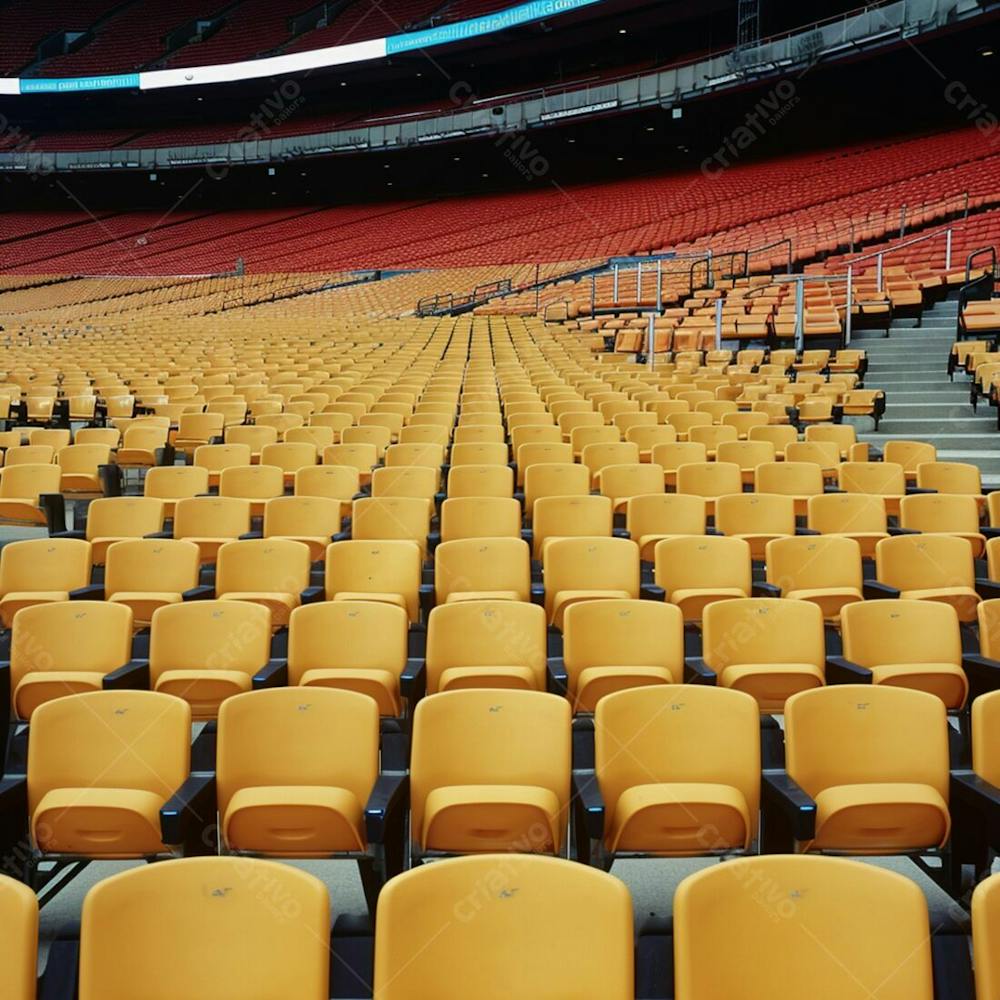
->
<box><xmin>160</xmin><ymin>773</ymin><xmax>217</xmax><ymax>847</ymax></box>
<box><xmin>252</xmin><ymin>659</ymin><xmax>288</xmax><ymax>689</ymax></box>
<box><xmin>418</xmin><ymin>583</ymin><xmax>435</xmax><ymax>621</ymax></box>
<box><xmin>182</xmin><ymin>585</ymin><xmax>216</xmax><ymax>601</ymax></box>
<box><xmin>40</xmin><ymin>493</ymin><xmax>67</xmax><ymax>532</ymax></box>
<box><xmin>982</xmin><ymin>526</ymin><xmax>1000</xmax><ymax>540</ymax></box>
<box><xmin>546</xmin><ymin>657</ymin><xmax>568</xmax><ymax>696</ymax></box>
<box><xmin>69</xmin><ymin>583</ymin><xmax>105</xmax><ymax>600</ymax></box>
<box><xmin>238</xmin><ymin>530</ymin><xmax>263</xmax><ymax>540</ymax></box>
<box><xmin>753</xmin><ymin>582</ymin><xmax>782</xmax><ymax>598</ymax></box>
<box><xmin>145</xmin><ymin>530</ymin><xmax>173</xmax><ymax>539</ymax></box>
<box><xmin>530</xmin><ymin>582</ymin><xmax>545</xmax><ymax>607</ymax></box>
<box><xmin>951</xmin><ymin>770</ymin><xmax>1000</xmax><ymax>824</ymax></box>
<box><xmin>976</xmin><ymin>578</ymin><xmax>1000</xmax><ymax>601</ymax></box>
<box><xmin>520</xmin><ymin>527</ymin><xmax>534</xmax><ymax>547</ymax></box>
<box><xmin>887</xmin><ymin>526</ymin><xmax>921</xmax><ymax>536</ymax></box>
<box><xmin>332</xmin><ymin>529</ymin><xmax>351</xmax><ymax>542</ymax></box>
<box><xmin>50</xmin><ymin>529</ymin><xmax>86</xmax><ymax>541</ymax></box>
<box><xmin>400</xmin><ymin>659</ymin><xmax>426</xmax><ymax>702</ymax></box>
<box><xmin>823</xmin><ymin>486</ymin><xmax>845</xmax><ymax>494</ymax></box>
<box><xmin>962</xmin><ymin>653</ymin><xmax>1000</xmax><ymax>695</ymax></box>
<box><xmin>102</xmin><ymin>659</ymin><xmax>150</xmax><ymax>690</ymax></box>
<box><xmin>427</xmin><ymin>530</ymin><xmax>441</xmax><ymax>553</ymax></box>
<box><xmin>762</xmin><ymin>770</ymin><xmax>817</xmax><ymax>840</ymax></box>
<box><xmin>862</xmin><ymin>580</ymin><xmax>899</xmax><ymax>600</ymax></box>
<box><xmin>795</xmin><ymin>527</ymin><xmax>820</xmax><ymax>536</ymax></box>
<box><xmin>364</xmin><ymin>773</ymin><xmax>409</xmax><ymax>844</ymax></box>
<box><xmin>906</xmin><ymin>486</ymin><xmax>937</xmax><ymax>495</ymax></box>
<box><xmin>683</xmin><ymin>657</ymin><xmax>717</xmax><ymax>684</ymax></box>
<box><xmin>640</xmin><ymin>583</ymin><xmax>665</xmax><ymax>601</ymax></box>
<box><xmin>825</xmin><ymin>655</ymin><xmax>873</xmax><ymax>684</ymax></box>
<box><xmin>300</xmin><ymin>586</ymin><xmax>325</xmax><ymax>605</ymax></box>
<box><xmin>572</xmin><ymin>770</ymin><xmax>606</xmax><ymax>840</ymax></box>
<box><xmin>612</xmin><ymin>528</ymin><xmax>631</xmax><ymax>540</ymax></box>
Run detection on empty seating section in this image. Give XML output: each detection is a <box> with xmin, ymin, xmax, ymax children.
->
<box><xmin>3</xmin><ymin>126</ymin><xmax>1000</xmax><ymax>274</ymax></box>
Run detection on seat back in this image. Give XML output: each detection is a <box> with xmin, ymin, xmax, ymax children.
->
<box><xmin>523</xmin><ymin>463</ymin><xmax>590</xmax><ymax>515</ymax></box>
<box><xmin>715</xmin><ymin>493</ymin><xmax>796</xmax><ymax>537</ymax></box>
<box><xmin>373</xmin><ymin>854</ymin><xmax>633</xmax><ymax>999</ymax></box>
<box><xmin>0</xmin><ymin>537</ymin><xmax>91</xmax><ymax>594</ymax></box>
<box><xmin>563</xmin><ymin>599</ymin><xmax>683</xmax><ymax>684</ymax></box>
<box><xmin>173</xmin><ymin>496</ymin><xmax>252</xmax><ymax>540</ymax></box>
<box><xmin>294</xmin><ymin>463</ymin><xmax>359</xmax><ymax>501</ymax></box>
<box><xmin>915</xmin><ymin>460</ymin><xmax>982</xmax><ymax>495</ymax></box>
<box><xmin>410</xmin><ymin>689</ymin><xmax>571</xmax><ymax>847</ymax></box>
<box><xmin>149</xmin><ymin>601</ymin><xmax>271</xmax><ymax>680</ymax></box>
<box><xmin>883</xmin><ymin>439</ymin><xmax>937</xmax><ymax>472</ymax></box>
<box><xmin>86</xmin><ymin>497</ymin><xmax>165</xmax><ymax>541</ymax></box>
<box><xmin>840</xmin><ymin>599</ymin><xmax>960</xmax><ymax>668</ymax></box>
<box><xmin>104</xmin><ymin>539</ymin><xmax>201</xmax><ymax>596</ymax></box>
<box><xmin>11</xmin><ymin>599</ymin><xmax>133</xmax><ymax>695</ymax></box>
<box><xmin>702</xmin><ymin>598</ymin><xmax>824</xmax><ymax>670</ymax></box>
<box><xmin>216</xmin><ymin>538</ymin><xmax>311</xmax><ymax>596</ymax></box>
<box><xmin>324</xmin><ymin>540</ymin><xmax>422</xmax><ymax>620</ymax></box>
<box><xmin>0</xmin><ymin>874</ymin><xmax>37</xmax><ymax>1000</ymax></box>
<box><xmin>765</xmin><ymin>535</ymin><xmax>863</xmax><ymax>591</ymax></box>
<box><xmin>899</xmin><ymin>493</ymin><xmax>981</xmax><ymax>534</ymax></box>
<box><xmin>674</xmin><ymin>855</ymin><xmax>933</xmax><ymax>1000</ymax></box>
<box><xmin>785</xmin><ymin>440</ymin><xmax>840</xmax><ymax>470</ymax></box>
<box><xmin>446</xmin><ymin>464</ymin><xmax>514</xmax><ymax>498</ymax></box>
<box><xmin>79</xmin><ymin>857</ymin><xmax>330</xmax><ymax>1000</ymax></box>
<box><xmin>653</xmin><ymin>535</ymin><xmax>751</xmax><ymax>593</ymax></box>
<box><xmin>28</xmin><ymin>689</ymin><xmax>189</xmax><ymax>820</ymax></box>
<box><xmin>838</xmin><ymin>461</ymin><xmax>906</xmax><ymax>496</ymax></box>
<box><xmin>543</xmin><ymin>536</ymin><xmax>639</xmax><ymax>603</ymax></box>
<box><xmin>425</xmin><ymin>600</ymin><xmax>546</xmax><ymax>692</ymax></box>
<box><xmin>807</xmin><ymin>492</ymin><xmax>887</xmax><ymax>534</ymax></box>
<box><xmin>351</xmin><ymin>496</ymin><xmax>431</xmax><ymax>553</ymax></box>
<box><xmin>596</xmin><ymin>685</ymin><xmax>760</xmax><ymax>840</ymax></box>
<box><xmin>371</xmin><ymin>465</ymin><xmax>439</xmax><ymax>501</ymax></box>
<box><xmin>216</xmin><ymin>687</ymin><xmax>378</xmax><ymax>825</ymax></box>
<box><xmin>676</xmin><ymin>462</ymin><xmax>742</xmax><ymax>498</ymax></box>
<box><xmin>874</xmin><ymin>533</ymin><xmax>974</xmax><ymax>589</ymax></box>
<box><xmin>754</xmin><ymin>461</ymin><xmax>825</xmax><ymax>497</ymax></box>
<box><xmin>287</xmin><ymin>600</ymin><xmax>408</xmax><ymax>685</ymax></box>
<box><xmin>625</xmin><ymin>493</ymin><xmax>706</xmax><ymax>542</ymax></box>
<box><xmin>784</xmin><ymin>685</ymin><xmax>948</xmax><ymax>800</ymax></box>
<box><xmin>0</xmin><ymin>463</ymin><xmax>61</xmax><ymax>500</ymax></box>
<box><xmin>439</xmin><ymin>497</ymin><xmax>521</xmax><ymax>542</ymax></box>
<box><xmin>263</xmin><ymin>495</ymin><xmax>341</xmax><ymax>540</ymax></box>
<box><xmin>144</xmin><ymin>465</ymin><xmax>210</xmax><ymax>503</ymax></box>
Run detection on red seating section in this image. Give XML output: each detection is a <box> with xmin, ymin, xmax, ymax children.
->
<box><xmin>0</xmin><ymin>0</ymin><xmax>121</xmax><ymax>75</ymax></box>
<box><xmin>3</xmin><ymin>126</ymin><xmax>999</xmax><ymax>276</ymax></box>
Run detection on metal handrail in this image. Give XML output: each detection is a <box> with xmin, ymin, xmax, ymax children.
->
<box><xmin>966</xmin><ymin>246</ymin><xmax>997</xmax><ymax>283</ymax></box>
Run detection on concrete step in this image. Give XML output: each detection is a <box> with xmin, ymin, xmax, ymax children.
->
<box><xmin>878</xmin><ymin>381</ymin><xmax>978</xmax><ymax>392</ymax></box>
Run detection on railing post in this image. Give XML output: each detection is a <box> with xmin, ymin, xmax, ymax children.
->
<box><xmin>647</xmin><ymin>312</ymin><xmax>656</xmax><ymax>371</ymax></box>
<box><xmin>845</xmin><ymin>266</ymin><xmax>853</xmax><ymax>346</ymax></box>
<box><xmin>636</xmin><ymin>261</ymin><xmax>643</xmax><ymax>304</ymax></box>
<box><xmin>794</xmin><ymin>279</ymin><xmax>804</xmax><ymax>354</ymax></box>
<box><xmin>715</xmin><ymin>297</ymin><xmax>723</xmax><ymax>351</ymax></box>
<box><xmin>875</xmin><ymin>253</ymin><xmax>883</xmax><ymax>293</ymax></box>
<box><xmin>656</xmin><ymin>260</ymin><xmax>663</xmax><ymax>312</ymax></box>
<box><xmin>590</xmin><ymin>274</ymin><xmax>596</xmax><ymax>316</ymax></box>
<box><xmin>613</xmin><ymin>264</ymin><xmax>619</xmax><ymax>303</ymax></box>
<box><xmin>945</xmin><ymin>228</ymin><xmax>953</xmax><ymax>272</ymax></box>
<box><xmin>706</xmin><ymin>249</ymin><xmax>714</xmax><ymax>289</ymax></box>
<box><xmin>965</xmin><ymin>191</ymin><xmax>970</xmax><ymax>219</ymax></box>
<box><xmin>849</xmin><ymin>221</ymin><xmax>855</xmax><ymax>255</ymax></box>
<box><xmin>899</xmin><ymin>204</ymin><xmax>906</xmax><ymax>238</ymax></box>
<box><xmin>535</xmin><ymin>263</ymin><xmax>540</xmax><ymax>312</ymax></box>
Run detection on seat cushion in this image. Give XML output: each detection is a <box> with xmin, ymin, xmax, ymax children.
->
<box><xmin>445</xmin><ymin>590</ymin><xmax>523</xmax><ymax>603</ymax></box>
<box><xmin>422</xmin><ymin>784</ymin><xmax>561</xmax><ymax>853</ymax></box>
<box><xmin>0</xmin><ymin>500</ymin><xmax>47</xmax><ymax>525</ymax></box>
<box><xmin>333</xmin><ymin>592</ymin><xmax>408</xmax><ymax>614</ymax></box>
<box><xmin>574</xmin><ymin>665</ymin><xmax>676</xmax><ymax>714</ymax></box>
<box><xmin>223</xmin><ymin>784</ymin><xmax>365</xmax><ymax>855</ymax></box>
<box><xmin>0</xmin><ymin>591</ymin><xmax>69</xmax><ymax>628</ymax></box>
<box><xmin>154</xmin><ymin>668</ymin><xmax>252</xmax><ymax>720</ymax></box>
<box><xmin>785</xmin><ymin>587</ymin><xmax>863</xmax><ymax>621</ymax></box>
<box><xmin>719</xmin><ymin>662</ymin><xmax>824</xmax><ymax>711</ymax></box>
<box><xmin>870</xmin><ymin>662</ymin><xmax>969</xmax><ymax>710</ymax></box>
<box><xmin>811</xmin><ymin>782</ymin><xmax>950</xmax><ymax>853</ymax></box>
<box><xmin>437</xmin><ymin>665</ymin><xmax>539</xmax><ymax>693</ymax></box>
<box><xmin>670</xmin><ymin>588</ymin><xmax>746</xmax><ymax>622</ymax></box>
<box><xmin>109</xmin><ymin>591</ymin><xmax>182</xmax><ymax>626</ymax></box>
<box><xmin>551</xmin><ymin>589</ymin><xmax>631</xmax><ymax>629</ymax></box>
<box><xmin>300</xmin><ymin>667</ymin><xmax>400</xmax><ymax>716</ymax></box>
<box><xmin>33</xmin><ymin>786</ymin><xmax>167</xmax><ymax>857</ymax></box>
<box><xmin>899</xmin><ymin>587</ymin><xmax>981</xmax><ymax>623</ymax></box>
<box><xmin>14</xmin><ymin>671</ymin><xmax>105</xmax><ymax>720</ymax></box>
<box><xmin>608</xmin><ymin>781</ymin><xmax>750</xmax><ymax>854</ymax></box>
<box><xmin>219</xmin><ymin>591</ymin><xmax>299</xmax><ymax>627</ymax></box>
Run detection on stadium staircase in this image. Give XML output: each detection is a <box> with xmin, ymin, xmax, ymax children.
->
<box><xmin>852</xmin><ymin>298</ymin><xmax>1000</xmax><ymax>484</ymax></box>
